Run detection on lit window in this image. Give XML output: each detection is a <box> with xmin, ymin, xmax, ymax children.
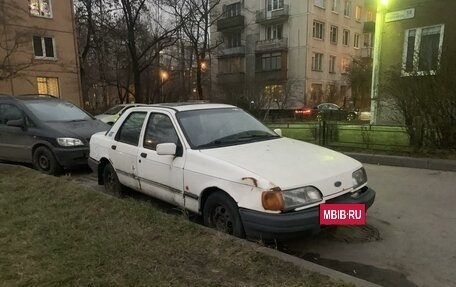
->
<box><xmin>313</xmin><ymin>21</ymin><xmax>325</xmax><ymax>40</ymax></box>
<box><xmin>33</xmin><ymin>36</ymin><xmax>56</xmax><ymax>59</ymax></box>
<box><xmin>37</xmin><ymin>77</ymin><xmax>59</xmax><ymax>97</ymax></box>
<box><xmin>330</xmin><ymin>25</ymin><xmax>338</xmax><ymax>44</ymax></box>
<box><xmin>329</xmin><ymin>55</ymin><xmax>336</xmax><ymax>73</ymax></box>
<box><xmin>354</xmin><ymin>33</ymin><xmax>360</xmax><ymax>48</ymax></box>
<box><xmin>344</xmin><ymin>0</ymin><xmax>351</xmax><ymax>17</ymax></box>
<box><xmin>355</xmin><ymin>6</ymin><xmax>362</xmax><ymax>21</ymax></box>
<box><xmin>264</xmin><ymin>85</ymin><xmax>284</xmax><ymax>103</ymax></box>
<box><xmin>343</xmin><ymin>29</ymin><xmax>350</xmax><ymax>46</ymax></box>
<box><xmin>312</xmin><ymin>53</ymin><xmax>324</xmax><ymax>71</ymax></box>
<box><xmin>403</xmin><ymin>25</ymin><xmax>444</xmax><ymax>75</ymax></box>
<box><xmin>341</xmin><ymin>57</ymin><xmax>350</xmax><ymax>73</ymax></box>
<box><xmin>29</xmin><ymin>0</ymin><xmax>52</xmax><ymax>18</ymax></box>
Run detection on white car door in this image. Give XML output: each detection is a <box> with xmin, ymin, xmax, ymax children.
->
<box><xmin>109</xmin><ymin>111</ymin><xmax>147</xmax><ymax>190</ymax></box>
<box><xmin>137</xmin><ymin>112</ymin><xmax>185</xmax><ymax>206</ymax></box>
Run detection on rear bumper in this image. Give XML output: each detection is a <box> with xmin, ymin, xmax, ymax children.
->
<box><xmin>239</xmin><ymin>186</ymin><xmax>376</xmax><ymax>241</ymax></box>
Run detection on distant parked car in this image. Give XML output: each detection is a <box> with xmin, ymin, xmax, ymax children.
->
<box><xmin>95</xmin><ymin>104</ymin><xmax>147</xmax><ymax>125</ymax></box>
<box><xmin>89</xmin><ymin>103</ymin><xmax>375</xmax><ymax>240</ymax></box>
<box><xmin>0</xmin><ymin>94</ymin><xmax>110</xmax><ymax>175</ymax></box>
<box><xmin>295</xmin><ymin>103</ymin><xmax>358</xmax><ymax>121</ymax></box>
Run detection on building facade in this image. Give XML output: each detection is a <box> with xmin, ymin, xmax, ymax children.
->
<box><xmin>211</xmin><ymin>0</ymin><xmax>375</xmax><ymax>110</ymax></box>
<box><xmin>0</xmin><ymin>0</ymin><xmax>82</xmax><ymax>105</ymax></box>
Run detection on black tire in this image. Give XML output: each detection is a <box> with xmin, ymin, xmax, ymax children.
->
<box><xmin>102</xmin><ymin>163</ymin><xmax>124</xmax><ymax>197</ymax></box>
<box><xmin>203</xmin><ymin>191</ymin><xmax>245</xmax><ymax>238</ymax></box>
<box><xmin>33</xmin><ymin>146</ymin><xmax>62</xmax><ymax>175</ymax></box>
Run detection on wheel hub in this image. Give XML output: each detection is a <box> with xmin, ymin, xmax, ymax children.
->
<box><xmin>212</xmin><ymin>206</ymin><xmax>233</xmax><ymax>234</ymax></box>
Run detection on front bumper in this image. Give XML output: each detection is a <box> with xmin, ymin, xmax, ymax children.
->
<box><xmin>239</xmin><ymin>186</ymin><xmax>376</xmax><ymax>241</ymax></box>
<box><xmin>52</xmin><ymin>146</ymin><xmax>90</xmax><ymax>168</ymax></box>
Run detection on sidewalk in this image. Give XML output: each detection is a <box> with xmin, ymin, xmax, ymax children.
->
<box><xmin>345</xmin><ymin>152</ymin><xmax>456</xmax><ymax>172</ymax></box>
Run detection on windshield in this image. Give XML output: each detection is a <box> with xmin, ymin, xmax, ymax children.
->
<box><xmin>176</xmin><ymin>108</ymin><xmax>279</xmax><ymax>149</ymax></box>
<box><xmin>24</xmin><ymin>100</ymin><xmax>93</xmax><ymax>122</ymax></box>
<box><xmin>104</xmin><ymin>105</ymin><xmax>126</xmax><ymax>115</ymax></box>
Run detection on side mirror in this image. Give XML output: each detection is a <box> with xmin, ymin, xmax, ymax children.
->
<box><xmin>156</xmin><ymin>143</ymin><xmax>177</xmax><ymax>156</ymax></box>
<box><xmin>7</xmin><ymin>118</ymin><xmax>25</xmax><ymax>129</ymax></box>
<box><xmin>273</xmin><ymin>128</ymin><xmax>282</xmax><ymax>137</ymax></box>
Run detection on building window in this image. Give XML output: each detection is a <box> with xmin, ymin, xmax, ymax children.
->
<box><xmin>312</xmin><ymin>53</ymin><xmax>324</xmax><ymax>71</ymax></box>
<box><xmin>29</xmin><ymin>0</ymin><xmax>52</xmax><ymax>18</ymax></box>
<box><xmin>330</xmin><ymin>25</ymin><xmax>338</xmax><ymax>44</ymax></box>
<box><xmin>331</xmin><ymin>0</ymin><xmax>339</xmax><ymax>12</ymax></box>
<box><xmin>218</xmin><ymin>57</ymin><xmax>244</xmax><ymax>73</ymax></box>
<box><xmin>344</xmin><ymin>0</ymin><xmax>351</xmax><ymax>17</ymax></box>
<box><xmin>341</xmin><ymin>57</ymin><xmax>350</xmax><ymax>73</ymax></box>
<box><xmin>313</xmin><ymin>21</ymin><xmax>325</xmax><ymax>40</ymax></box>
<box><xmin>224</xmin><ymin>2</ymin><xmax>241</xmax><ymax>18</ymax></box>
<box><xmin>311</xmin><ymin>83</ymin><xmax>323</xmax><ymax>103</ymax></box>
<box><xmin>329</xmin><ymin>55</ymin><xmax>336</xmax><ymax>73</ymax></box>
<box><xmin>355</xmin><ymin>6</ymin><xmax>362</xmax><ymax>21</ymax></box>
<box><xmin>366</xmin><ymin>10</ymin><xmax>373</xmax><ymax>21</ymax></box>
<box><xmin>342</xmin><ymin>29</ymin><xmax>350</xmax><ymax>46</ymax></box>
<box><xmin>33</xmin><ymin>36</ymin><xmax>55</xmax><ymax>59</ymax></box>
<box><xmin>403</xmin><ymin>25</ymin><xmax>444</xmax><ymax>75</ymax></box>
<box><xmin>267</xmin><ymin>0</ymin><xmax>284</xmax><ymax>11</ymax></box>
<box><xmin>354</xmin><ymin>33</ymin><xmax>360</xmax><ymax>48</ymax></box>
<box><xmin>226</xmin><ymin>32</ymin><xmax>241</xmax><ymax>48</ymax></box>
<box><xmin>37</xmin><ymin>77</ymin><xmax>59</xmax><ymax>97</ymax></box>
<box><xmin>314</xmin><ymin>0</ymin><xmax>325</xmax><ymax>8</ymax></box>
<box><xmin>261</xmin><ymin>52</ymin><xmax>282</xmax><ymax>71</ymax></box>
<box><xmin>266</xmin><ymin>24</ymin><xmax>283</xmax><ymax>40</ymax></box>
<box><xmin>264</xmin><ymin>85</ymin><xmax>284</xmax><ymax>103</ymax></box>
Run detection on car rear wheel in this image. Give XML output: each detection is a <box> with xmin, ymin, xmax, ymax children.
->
<box><xmin>33</xmin><ymin>146</ymin><xmax>62</xmax><ymax>175</ymax></box>
<box><xmin>203</xmin><ymin>191</ymin><xmax>245</xmax><ymax>238</ymax></box>
<box><xmin>102</xmin><ymin>163</ymin><xmax>124</xmax><ymax>197</ymax></box>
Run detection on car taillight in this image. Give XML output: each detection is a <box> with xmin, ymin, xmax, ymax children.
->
<box><xmin>303</xmin><ymin>109</ymin><xmax>312</xmax><ymax>114</ymax></box>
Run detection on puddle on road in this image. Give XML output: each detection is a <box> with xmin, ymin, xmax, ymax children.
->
<box><xmin>276</xmin><ymin>225</ymin><xmax>417</xmax><ymax>287</ymax></box>
<box><xmin>301</xmin><ymin>253</ymin><xmax>418</xmax><ymax>287</ymax></box>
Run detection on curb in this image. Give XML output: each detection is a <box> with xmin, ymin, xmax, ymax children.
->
<box><xmin>345</xmin><ymin>152</ymin><xmax>456</xmax><ymax>172</ymax></box>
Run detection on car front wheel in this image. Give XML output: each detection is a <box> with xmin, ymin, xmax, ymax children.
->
<box><xmin>203</xmin><ymin>191</ymin><xmax>245</xmax><ymax>238</ymax></box>
<box><xmin>102</xmin><ymin>163</ymin><xmax>124</xmax><ymax>197</ymax></box>
<box><xmin>33</xmin><ymin>146</ymin><xmax>62</xmax><ymax>175</ymax></box>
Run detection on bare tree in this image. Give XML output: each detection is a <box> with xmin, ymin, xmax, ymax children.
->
<box><xmin>346</xmin><ymin>57</ymin><xmax>372</xmax><ymax>110</ymax></box>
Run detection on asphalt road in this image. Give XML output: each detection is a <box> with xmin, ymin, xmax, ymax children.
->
<box><xmin>282</xmin><ymin>164</ymin><xmax>456</xmax><ymax>287</ymax></box>
<box><xmin>68</xmin><ymin>163</ymin><xmax>456</xmax><ymax>287</ymax></box>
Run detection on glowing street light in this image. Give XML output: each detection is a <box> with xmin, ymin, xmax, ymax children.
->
<box><xmin>370</xmin><ymin>0</ymin><xmax>389</xmax><ymax>125</ymax></box>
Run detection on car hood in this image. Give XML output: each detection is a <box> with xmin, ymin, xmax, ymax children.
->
<box><xmin>94</xmin><ymin>114</ymin><xmax>117</xmax><ymax>123</ymax></box>
<box><xmin>199</xmin><ymin>137</ymin><xmax>362</xmax><ymax>195</ymax></box>
<box><xmin>45</xmin><ymin>120</ymin><xmax>110</xmax><ymax>143</ymax></box>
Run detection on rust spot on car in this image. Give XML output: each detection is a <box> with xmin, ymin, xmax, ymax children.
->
<box><xmin>242</xmin><ymin>177</ymin><xmax>258</xmax><ymax>187</ymax></box>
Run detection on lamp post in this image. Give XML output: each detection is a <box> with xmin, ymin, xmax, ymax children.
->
<box><xmin>370</xmin><ymin>0</ymin><xmax>388</xmax><ymax>125</ymax></box>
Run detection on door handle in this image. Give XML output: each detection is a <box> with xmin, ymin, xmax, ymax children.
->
<box><xmin>140</xmin><ymin>152</ymin><xmax>147</xmax><ymax>158</ymax></box>
<box><xmin>111</xmin><ymin>145</ymin><xmax>117</xmax><ymax>150</ymax></box>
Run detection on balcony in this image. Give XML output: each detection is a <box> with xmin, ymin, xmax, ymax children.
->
<box><xmin>255</xmin><ymin>38</ymin><xmax>288</xmax><ymax>52</ymax></box>
<box><xmin>217</xmin><ymin>46</ymin><xmax>246</xmax><ymax>58</ymax></box>
<box><xmin>256</xmin><ymin>5</ymin><xmax>289</xmax><ymax>24</ymax></box>
<box><xmin>255</xmin><ymin>69</ymin><xmax>287</xmax><ymax>82</ymax></box>
<box><xmin>363</xmin><ymin>21</ymin><xmax>375</xmax><ymax>33</ymax></box>
<box><xmin>217</xmin><ymin>15</ymin><xmax>245</xmax><ymax>31</ymax></box>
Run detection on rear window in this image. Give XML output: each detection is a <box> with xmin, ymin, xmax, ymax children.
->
<box><xmin>24</xmin><ymin>100</ymin><xmax>92</xmax><ymax>122</ymax></box>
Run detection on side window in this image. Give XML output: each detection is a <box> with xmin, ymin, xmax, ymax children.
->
<box><xmin>143</xmin><ymin>113</ymin><xmax>179</xmax><ymax>150</ymax></box>
<box><xmin>115</xmin><ymin>112</ymin><xmax>147</xmax><ymax>146</ymax></box>
<box><xmin>0</xmin><ymin>104</ymin><xmax>23</xmax><ymax>125</ymax></box>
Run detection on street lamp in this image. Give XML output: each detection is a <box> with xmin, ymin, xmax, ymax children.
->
<box><xmin>160</xmin><ymin>70</ymin><xmax>169</xmax><ymax>102</ymax></box>
<box><xmin>370</xmin><ymin>0</ymin><xmax>388</xmax><ymax>125</ymax></box>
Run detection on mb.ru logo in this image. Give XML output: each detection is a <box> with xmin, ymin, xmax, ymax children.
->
<box><xmin>319</xmin><ymin>203</ymin><xmax>366</xmax><ymax>225</ymax></box>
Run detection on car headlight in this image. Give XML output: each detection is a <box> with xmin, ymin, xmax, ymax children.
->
<box><xmin>262</xmin><ymin>186</ymin><xmax>322</xmax><ymax>211</ymax></box>
<box><xmin>57</xmin><ymin>137</ymin><xmax>84</xmax><ymax>147</ymax></box>
<box><xmin>352</xmin><ymin>167</ymin><xmax>367</xmax><ymax>189</ymax></box>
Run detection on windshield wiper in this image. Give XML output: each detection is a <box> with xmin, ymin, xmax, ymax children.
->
<box><xmin>196</xmin><ymin>133</ymin><xmax>279</xmax><ymax>149</ymax></box>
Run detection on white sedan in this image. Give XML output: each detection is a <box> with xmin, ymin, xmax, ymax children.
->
<box><xmin>88</xmin><ymin>103</ymin><xmax>375</xmax><ymax>240</ymax></box>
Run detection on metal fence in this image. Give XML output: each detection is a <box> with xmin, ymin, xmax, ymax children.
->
<box><xmin>267</xmin><ymin>121</ymin><xmax>412</xmax><ymax>152</ymax></box>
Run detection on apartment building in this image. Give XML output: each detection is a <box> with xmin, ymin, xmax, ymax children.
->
<box><xmin>0</xmin><ymin>0</ymin><xmax>82</xmax><ymax>105</ymax></box>
<box><xmin>211</xmin><ymin>0</ymin><xmax>375</xmax><ymax>109</ymax></box>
